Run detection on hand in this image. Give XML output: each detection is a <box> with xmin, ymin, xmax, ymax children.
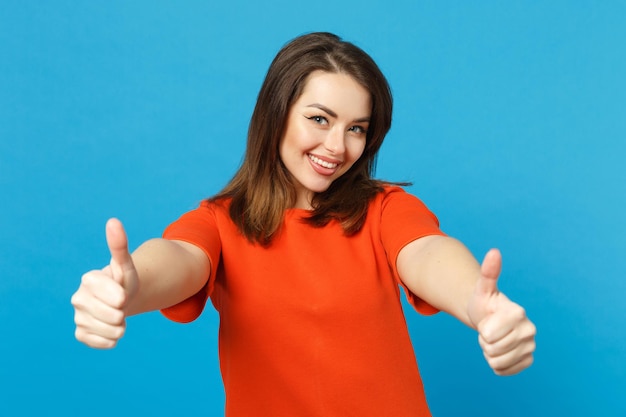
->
<box><xmin>71</xmin><ymin>218</ymin><xmax>139</xmax><ymax>348</ymax></box>
<box><xmin>467</xmin><ymin>249</ymin><xmax>536</xmax><ymax>375</ymax></box>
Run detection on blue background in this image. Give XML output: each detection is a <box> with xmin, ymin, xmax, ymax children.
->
<box><xmin>1</xmin><ymin>1</ymin><xmax>624</xmax><ymax>416</ymax></box>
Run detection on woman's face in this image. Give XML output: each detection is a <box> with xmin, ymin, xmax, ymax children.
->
<box><xmin>279</xmin><ymin>70</ymin><xmax>371</xmax><ymax>209</ymax></box>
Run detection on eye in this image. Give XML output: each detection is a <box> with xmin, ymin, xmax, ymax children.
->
<box><xmin>306</xmin><ymin>115</ymin><xmax>329</xmax><ymax>125</ymax></box>
<box><xmin>349</xmin><ymin>125</ymin><xmax>368</xmax><ymax>135</ymax></box>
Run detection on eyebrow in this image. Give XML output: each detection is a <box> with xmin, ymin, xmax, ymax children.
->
<box><xmin>306</xmin><ymin>103</ymin><xmax>370</xmax><ymax>123</ymax></box>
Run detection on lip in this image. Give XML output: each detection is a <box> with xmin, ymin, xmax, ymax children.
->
<box><xmin>307</xmin><ymin>153</ymin><xmax>341</xmax><ymax>176</ymax></box>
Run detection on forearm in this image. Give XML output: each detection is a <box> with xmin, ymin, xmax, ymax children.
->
<box><xmin>125</xmin><ymin>238</ymin><xmax>210</xmax><ymax>316</ymax></box>
<box><xmin>397</xmin><ymin>235</ymin><xmax>481</xmax><ymax>328</ymax></box>
<box><xmin>397</xmin><ymin>235</ymin><xmax>536</xmax><ymax>375</ymax></box>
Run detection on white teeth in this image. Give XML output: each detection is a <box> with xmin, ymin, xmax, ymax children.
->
<box><xmin>308</xmin><ymin>154</ymin><xmax>338</xmax><ymax>169</ymax></box>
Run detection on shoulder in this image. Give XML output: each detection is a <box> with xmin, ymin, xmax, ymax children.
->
<box><xmin>375</xmin><ymin>185</ymin><xmax>445</xmax><ymax>261</ymax></box>
<box><xmin>367</xmin><ymin>184</ymin><xmax>441</xmax><ymax>230</ymax></box>
<box><xmin>371</xmin><ymin>185</ymin><xmax>432</xmax><ymax>212</ymax></box>
<box><xmin>379</xmin><ymin>184</ymin><xmax>410</xmax><ymax>200</ymax></box>
<box><xmin>165</xmin><ymin>197</ymin><xmax>233</xmax><ymax>234</ymax></box>
<box><xmin>202</xmin><ymin>196</ymin><xmax>231</xmax><ymax>210</ymax></box>
<box><xmin>190</xmin><ymin>197</ymin><xmax>232</xmax><ymax>219</ymax></box>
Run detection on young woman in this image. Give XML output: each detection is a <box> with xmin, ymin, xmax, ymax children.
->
<box><xmin>71</xmin><ymin>32</ymin><xmax>536</xmax><ymax>416</ymax></box>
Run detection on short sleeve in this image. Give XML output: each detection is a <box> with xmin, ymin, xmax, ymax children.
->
<box><xmin>379</xmin><ymin>187</ymin><xmax>446</xmax><ymax>315</ymax></box>
<box><xmin>159</xmin><ymin>201</ymin><xmax>222</xmax><ymax>323</ymax></box>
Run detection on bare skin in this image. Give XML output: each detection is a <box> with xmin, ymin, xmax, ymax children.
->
<box><xmin>72</xmin><ymin>219</ymin><xmax>536</xmax><ymax>375</ymax></box>
<box><xmin>397</xmin><ymin>236</ymin><xmax>536</xmax><ymax>375</ymax></box>
<box><xmin>72</xmin><ymin>71</ymin><xmax>535</xmax><ymax>372</ymax></box>
<box><xmin>71</xmin><ymin>218</ymin><xmax>209</xmax><ymax>349</ymax></box>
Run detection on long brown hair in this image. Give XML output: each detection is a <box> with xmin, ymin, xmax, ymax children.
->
<box><xmin>212</xmin><ymin>32</ymin><xmax>394</xmax><ymax>245</ymax></box>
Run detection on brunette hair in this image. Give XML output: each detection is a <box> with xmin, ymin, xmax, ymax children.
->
<box><xmin>212</xmin><ymin>32</ymin><xmax>393</xmax><ymax>245</ymax></box>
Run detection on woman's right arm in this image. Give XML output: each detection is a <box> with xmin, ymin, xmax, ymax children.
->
<box><xmin>70</xmin><ymin>218</ymin><xmax>210</xmax><ymax>349</ymax></box>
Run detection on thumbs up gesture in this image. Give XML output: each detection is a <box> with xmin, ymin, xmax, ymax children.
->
<box><xmin>71</xmin><ymin>219</ymin><xmax>139</xmax><ymax>349</ymax></box>
<box><xmin>467</xmin><ymin>249</ymin><xmax>536</xmax><ymax>375</ymax></box>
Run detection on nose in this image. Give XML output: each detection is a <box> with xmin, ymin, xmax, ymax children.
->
<box><xmin>324</xmin><ymin>127</ymin><xmax>345</xmax><ymax>155</ymax></box>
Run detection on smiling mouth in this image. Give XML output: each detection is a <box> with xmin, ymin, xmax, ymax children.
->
<box><xmin>308</xmin><ymin>154</ymin><xmax>339</xmax><ymax>169</ymax></box>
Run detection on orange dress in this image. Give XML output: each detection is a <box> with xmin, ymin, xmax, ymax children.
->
<box><xmin>161</xmin><ymin>186</ymin><xmax>445</xmax><ymax>416</ymax></box>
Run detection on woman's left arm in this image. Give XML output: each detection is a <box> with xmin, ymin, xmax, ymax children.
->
<box><xmin>397</xmin><ymin>235</ymin><xmax>536</xmax><ymax>375</ymax></box>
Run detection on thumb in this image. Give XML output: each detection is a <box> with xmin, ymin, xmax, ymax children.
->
<box><xmin>476</xmin><ymin>248</ymin><xmax>502</xmax><ymax>297</ymax></box>
<box><xmin>105</xmin><ymin>218</ymin><xmax>133</xmax><ymax>285</ymax></box>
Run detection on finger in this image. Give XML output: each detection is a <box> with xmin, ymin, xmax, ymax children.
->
<box><xmin>74</xmin><ymin>270</ymin><xmax>127</xmax><ymax>310</ymax></box>
<box><xmin>478</xmin><ymin>319</ymin><xmax>536</xmax><ymax>357</ymax></box>
<box><xmin>495</xmin><ymin>355</ymin><xmax>535</xmax><ymax>376</ymax></box>
<box><xmin>75</xmin><ymin>327</ymin><xmax>123</xmax><ymax>349</ymax></box>
<box><xmin>483</xmin><ymin>345</ymin><xmax>535</xmax><ymax>376</ymax></box>
<box><xmin>75</xmin><ymin>311</ymin><xmax>127</xmax><ymax>341</ymax></box>
<box><xmin>477</xmin><ymin>294</ymin><xmax>525</xmax><ymax>343</ymax></box>
<box><xmin>476</xmin><ymin>248</ymin><xmax>502</xmax><ymax>297</ymax></box>
<box><xmin>72</xmin><ymin>286</ymin><xmax>126</xmax><ymax>325</ymax></box>
<box><xmin>105</xmin><ymin>218</ymin><xmax>133</xmax><ymax>285</ymax></box>
<box><xmin>478</xmin><ymin>328</ymin><xmax>515</xmax><ymax>357</ymax></box>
